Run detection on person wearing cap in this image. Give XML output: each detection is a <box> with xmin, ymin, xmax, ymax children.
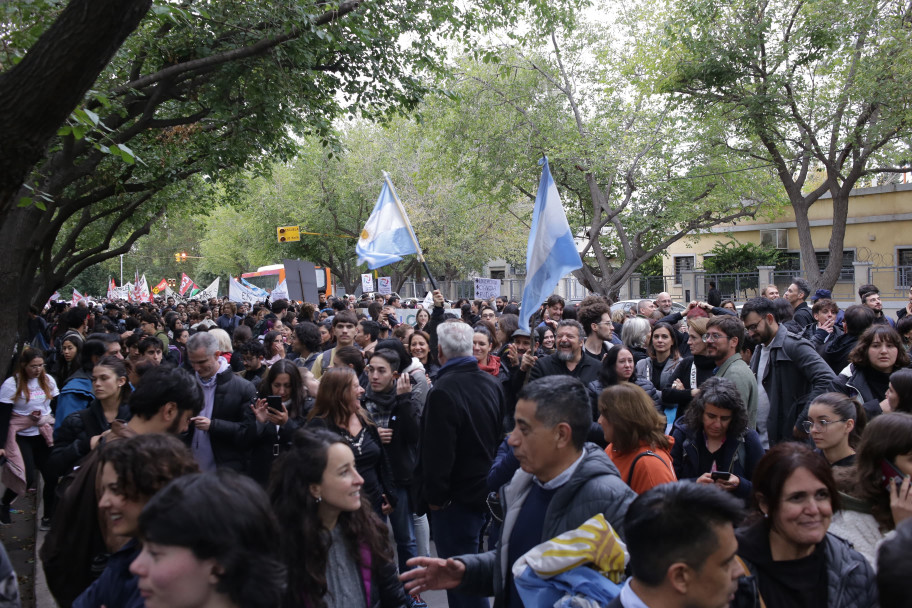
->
<box><xmin>502</xmin><ymin>326</ymin><xmax>536</xmax><ymax>432</ymax></box>
<box><xmin>656</xmin><ymin>300</ymin><xmax>736</xmax><ymax>359</ymax></box>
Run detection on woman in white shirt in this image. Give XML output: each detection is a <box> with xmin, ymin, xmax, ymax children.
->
<box><xmin>0</xmin><ymin>347</ymin><xmax>59</xmax><ymax>526</ymax></box>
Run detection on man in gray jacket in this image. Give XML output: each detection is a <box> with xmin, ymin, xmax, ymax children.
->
<box><xmin>704</xmin><ymin>315</ymin><xmax>758</xmax><ymax>428</ymax></box>
<box><xmin>741</xmin><ymin>297</ymin><xmax>836</xmax><ymax>447</ymax></box>
<box><xmin>401</xmin><ymin>376</ymin><xmax>636</xmax><ymax>607</ymax></box>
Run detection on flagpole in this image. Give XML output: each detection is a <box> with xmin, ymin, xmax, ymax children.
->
<box><xmin>382</xmin><ymin>172</ymin><xmax>438</xmax><ymax>291</ymax></box>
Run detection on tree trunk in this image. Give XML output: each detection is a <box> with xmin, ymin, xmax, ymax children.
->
<box><xmin>0</xmin><ymin>0</ymin><xmax>152</xmax><ymax>213</ymax></box>
<box><xmin>0</xmin><ymin>206</ymin><xmax>51</xmax><ymax>376</ymax></box>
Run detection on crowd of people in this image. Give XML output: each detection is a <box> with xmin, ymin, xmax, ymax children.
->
<box><xmin>0</xmin><ymin>279</ymin><xmax>909</xmax><ymax>607</ymax></box>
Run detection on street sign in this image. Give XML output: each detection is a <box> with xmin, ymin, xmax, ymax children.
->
<box><xmin>277</xmin><ymin>225</ymin><xmax>301</xmax><ymax>242</ymax></box>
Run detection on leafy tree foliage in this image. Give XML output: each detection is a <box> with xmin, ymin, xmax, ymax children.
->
<box><xmin>198</xmin><ymin>121</ymin><xmax>528</xmax><ymax>293</ymax></box>
<box><xmin>420</xmin><ymin>1</ymin><xmax>782</xmax><ymax>300</ymax></box>
<box><xmin>660</xmin><ymin>0</ymin><xmax>912</xmax><ymax>290</ymax></box>
<box><xmin>0</xmin><ymin>0</ymin><xmax>532</xmax><ymax>370</ymax></box>
<box><xmin>702</xmin><ymin>240</ymin><xmax>783</xmax><ymax>274</ymax></box>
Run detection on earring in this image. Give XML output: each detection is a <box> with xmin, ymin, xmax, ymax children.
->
<box><xmin>315</xmin><ymin>496</ymin><xmax>322</xmax><ymax>503</ymax></box>
<box><xmin>762</xmin><ymin>512</ymin><xmax>768</xmax><ymax>519</ymax></box>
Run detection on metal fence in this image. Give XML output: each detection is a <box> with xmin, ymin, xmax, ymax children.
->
<box><xmin>700</xmin><ymin>272</ymin><xmax>762</xmax><ymax>302</ymax></box>
<box><xmin>870</xmin><ymin>266</ymin><xmax>912</xmax><ymax>298</ymax></box>
<box><xmin>396</xmin><ymin>264</ymin><xmax>912</xmax><ymax>305</ymax></box>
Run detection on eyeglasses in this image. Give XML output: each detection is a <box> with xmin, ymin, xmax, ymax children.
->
<box><xmin>744</xmin><ymin>320</ymin><xmax>763</xmax><ymax>332</ymax></box>
<box><xmin>702</xmin><ymin>333</ymin><xmax>727</xmax><ymax>343</ymax></box>
<box><xmin>801</xmin><ymin>419</ymin><xmax>847</xmax><ymax>433</ymax></box>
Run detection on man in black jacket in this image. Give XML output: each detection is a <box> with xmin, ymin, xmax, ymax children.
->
<box><xmin>185</xmin><ymin>332</ymin><xmax>256</xmax><ymax>473</ymax></box>
<box><xmin>420</xmin><ymin>320</ymin><xmax>504</xmax><ymax>608</ymax></box>
<box><xmin>364</xmin><ymin>348</ymin><xmax>420</xmax><ymax>574</ymax></box>
<box><xmin>784</xmin><ymin>277</ymin><xmax>814</xmax><ymax>330</ymax></box>
<box><xmin>528</xmin><ymin>320</ymin><xmax>600</xmax><ymax>387</ymax></box>
<box><xmin>822</xmin><ymin>305</ymin><xmax>875</xmax><ymax>373</ymax></box>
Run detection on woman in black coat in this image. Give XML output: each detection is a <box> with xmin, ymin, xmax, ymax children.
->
<box><xmin>829</xmin><ymin>325</ymin><xmax>910</xmax><ymax>420</ymax></box>
<box><xmin>661</xmin><ymin>317</ymin><xmax>715</xmax><ymax>421</ymax></box>
<box><xmin>248</xmin><ymin>359</ymin><xmax>313</xmax><ymax>486</ymax></box>
<box><xmin>670</xmin><ymin>377</ymin><xmax>764</xmax><ymax>503</ymax></box>
<box><xmin>49</xmin><ymin>356</ymin><xmax>132</xmax><ymax>480</ymax></box>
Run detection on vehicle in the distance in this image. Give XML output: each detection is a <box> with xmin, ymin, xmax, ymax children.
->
<box><xmin>241</xmin><ymin>264</ymin><xmax>333</xmax><ymax>297</ymax></box>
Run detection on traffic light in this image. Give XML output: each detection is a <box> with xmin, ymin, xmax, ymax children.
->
<box><xmin>181</xmin><ymin>252</ymin><xmax>187</xmax><ymax>261</ymax></box>
<box><xmin>174</xmin><ymin>253</ymin><xmax>180</xmax><ymax>263</ymax></box>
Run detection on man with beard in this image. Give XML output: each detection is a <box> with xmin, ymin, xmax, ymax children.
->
<box><xmin>655</xmin><ymin>292</ymin><xmax>675</xmax><ymax>317</ymax></box>
<box><xmin>740</xmin><ymin>298</ymin><xmax>835</xmax><ymax>448</ymax></box>
<box><xmin>528</xmin><ymin>320</ymin><xmax>600</xmax><ymax>387</ymax></box>
<box><xmin>860</xmin><ymin>285</ymin><xmax>896</xmax><ymax>327</ymax></box>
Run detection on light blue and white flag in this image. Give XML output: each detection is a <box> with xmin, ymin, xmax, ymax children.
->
<box><xmin>518</xmin><ymin>158</ymin><xmax>583</xmax><ymax>331</ymax></box>
<box><xmin>240</xmin><ymin>277</ymin><xmax>269</xmax><ymax>299</ymax></box>
<box><xmin>356</xmin><ymin>176</ymin><xmax>418</xmax><ymax>269</ymax></box>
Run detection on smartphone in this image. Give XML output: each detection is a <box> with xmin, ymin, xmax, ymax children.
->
<box><xmin>710</xmin><ymin>471</ymin><xmax>731</xmax><ymax>481</ymax></box>
<box><xmin>881</xmin><ymin>459</ymin><xmax>907</xmax><ymax>489</ymax></box>
<box><xmin>266</xmin><ymin>395</ymin><xmax>282</xmax><ymax>411</ymax></box>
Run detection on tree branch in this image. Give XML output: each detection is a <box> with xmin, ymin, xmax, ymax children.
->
<box><xmin>112</xmin><ymin>1</ymin><xmax>363</xmax><ymax>96</ymax></box>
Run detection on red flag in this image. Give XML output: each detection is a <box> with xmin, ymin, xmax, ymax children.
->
<box><xmin>179</xmin><ymin>273</ymin><xmax>194</xmax><ymax>296</ymax></box>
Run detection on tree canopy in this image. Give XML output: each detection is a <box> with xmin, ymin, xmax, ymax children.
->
<box><xmin>420</xmin><ymin>1</ymin><xmax>783</xmax><ymax>299</ymax></box>
<box><xmin>659</xmin><ymin>0</ymin><xmax>912</xmax><ymax>289</ymax></box>
<box><xmin>0</xmin><ymin>0</ymin><xmax>535</xmax><ymax>371</ymax></box>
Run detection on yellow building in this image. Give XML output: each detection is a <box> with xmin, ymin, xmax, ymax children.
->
<box><xmin>662</xmin><ymin>182</ymin><xmax>912</xmax><ymax>306</ymax></box>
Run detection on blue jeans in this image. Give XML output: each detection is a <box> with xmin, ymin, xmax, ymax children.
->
<box><xmin>389</xmin><ymin>486</ymin><xmax>418</xmax><ymax>573</ymax></box>
<box><xmin>431</xmin><ymin>504</ymin><xmax>490</xmax><ymax>608</ymax></box>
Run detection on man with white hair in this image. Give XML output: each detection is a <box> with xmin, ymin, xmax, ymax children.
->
<box><xmin>420</xmin><ymin>319</ymin><xmax>505</xmax><ymax>608</ymax></box>
<box><xmin>185</xmin><ymin>332</ymin><xmax>257</xmax><ymax>473</ymax></box>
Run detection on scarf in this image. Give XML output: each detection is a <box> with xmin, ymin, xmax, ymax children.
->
<box><xmin>478</xmin><ymin>353</ymin><xmax>501</xmax><ymax>377</ymax></box>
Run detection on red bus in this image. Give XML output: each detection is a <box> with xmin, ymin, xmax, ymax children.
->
<box><xmin>240</xmin><ymin>264</ymin><xmax>333</xmax><ymax>297</ymax></box>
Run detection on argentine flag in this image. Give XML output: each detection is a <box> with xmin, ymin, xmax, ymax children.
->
<box><xmin>518</xmin><ymin>158</ymin><xmax>583</xmax><ymax>331</ymax></box>
<box><xmin>356</xmin><ymin>176</ymin><xmax>418</xmax><ymax>269</ymax></box>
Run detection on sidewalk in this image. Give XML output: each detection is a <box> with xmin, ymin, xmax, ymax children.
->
<box><xmin>0</xmin><ymin>491</ymin><xmax>36</xmax><ymax>608</ymax></box>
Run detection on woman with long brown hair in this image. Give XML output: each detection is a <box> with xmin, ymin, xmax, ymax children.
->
<box><xmin>306</xmin><ymin>368</ymin><xmax>395</xmax><ymax>516</ymax></box>
<box><xmin>269</xmin><ymin>428</ymin><xmax>408</xmax><ymax>607</ymax></box>
<box><xmin>0</xmin><ymin>347</ymin><xmax>58</xmax><ymax>525</ymax></box>
<box><xmin>828</xmin><ymin>412</ymin><xmax>912</xmax><ymax>567</ymax></box>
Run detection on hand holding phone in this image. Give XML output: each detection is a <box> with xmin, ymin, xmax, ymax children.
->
<box><xmin>266</xmin><ymin>395</ymin><xmax>283</xmax><ymax>413</ymax></box>
<box><xmin>710</xmin><ymin>471</ymin><xmax>731</xmax><ymax>481</ymax></box>
<box><xmin>881</xmin><ymin>459</ymin><xmax>907</xmax><ymax>490</ymax></box>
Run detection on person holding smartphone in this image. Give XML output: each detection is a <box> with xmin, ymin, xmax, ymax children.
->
<box><xmin>828</xmin><ymin>412</ymin><xmax>912</xmax><ymax>567</ymax></box>
<box><xmin>248</xmin><ymin>360</ymin><xmax>311</xmax><ymax>486</ymax></box>
<box><xmin>670</xmin><ymin>377</ymin><xmax>764</xmax><ymax>503</ymax></box>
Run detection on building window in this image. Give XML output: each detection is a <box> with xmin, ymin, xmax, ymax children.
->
<box><xmin>780</xmin><ymin>250</ymin><xmax>854</xmax><ymax>281</ymax></box>
<box><xmin>898</xmin><ymin>248</ymin><xmax>912</xmax><ymax>287</ymax></box>
<box><xmin>674</xmin><ymin>256</ymin><xmax>695</xmax><ymax>284</ymax></box>
<box><xmin>490</xmin><ymin>270</ymin><xmax>505</xmax><ymax>280</ymax></box>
